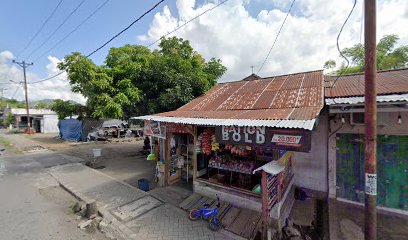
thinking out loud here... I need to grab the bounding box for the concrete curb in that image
[48,167,138,240]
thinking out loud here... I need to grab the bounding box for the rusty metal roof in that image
[325,68,408,98]
[134,70,324,129]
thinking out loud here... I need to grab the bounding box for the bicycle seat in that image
[203,203,210,207]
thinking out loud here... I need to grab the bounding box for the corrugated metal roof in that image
[134,70,324,129]
[326,93,408,105]
[325,68,408,98]
[131,115,316,130]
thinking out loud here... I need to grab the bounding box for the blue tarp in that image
[58,119,82,142]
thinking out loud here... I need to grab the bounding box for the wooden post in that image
[164,133,171,186]
[193,126,198,180]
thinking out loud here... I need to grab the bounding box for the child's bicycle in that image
[188,195,221,231]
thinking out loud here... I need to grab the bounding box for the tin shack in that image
[133,70,326,228]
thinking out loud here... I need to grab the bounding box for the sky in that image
[1,0,408,104]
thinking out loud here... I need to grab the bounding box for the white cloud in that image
[0,51,86,104]
[139,0,408,82]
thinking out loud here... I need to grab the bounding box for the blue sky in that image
[0,0,307,79]
[0,0,178,78]
[1,0,407,103]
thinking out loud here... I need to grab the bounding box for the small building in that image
[325,68,408,213]
[3,108,59,133]
[134,70,326,234]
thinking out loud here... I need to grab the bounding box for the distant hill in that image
[0,98,81,109]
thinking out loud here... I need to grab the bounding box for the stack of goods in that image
[196,134,202,153]
[267,174,278,209]
[201,128,215,155]
[169,142,177,176]
[209,155,255,173]
[211,134,220,151]
[224,144,251,157]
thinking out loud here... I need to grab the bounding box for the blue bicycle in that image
[188,195,221,231]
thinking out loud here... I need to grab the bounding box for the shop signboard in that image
[165,123,194,135]
[216,126,312,152]
[144,120,166,139]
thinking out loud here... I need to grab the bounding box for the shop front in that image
[144,120,197,187]
[133,70,325,234]
[193,125,312,226]
[143,118,313,226]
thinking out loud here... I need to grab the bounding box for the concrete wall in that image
[293,109,329,193]
[42,115,59,133]
[328,111,408,198]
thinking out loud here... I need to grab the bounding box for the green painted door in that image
[336,134,408,211]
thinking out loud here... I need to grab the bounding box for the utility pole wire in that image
[147,0,229,48]
[33,0,111,62]
[328,0,357,102]
[28,0,165,85]
[12,60,33,130]
[25,0,88,61]
[17,0,64,59]
[257,0,296,74]
[86,0,165,57]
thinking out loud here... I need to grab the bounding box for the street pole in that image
[12,60,33,131]
[364,0,377,239]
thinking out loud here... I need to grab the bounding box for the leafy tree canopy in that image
[324,34,408,74]
[51,99,86,120]
[58,37,227,119]
[34,102,50,109]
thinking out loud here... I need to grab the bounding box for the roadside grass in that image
[0,136,22,154]
[7,129,23,134]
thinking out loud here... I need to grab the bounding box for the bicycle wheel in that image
[209,217,221,231]
[188,209,200,221]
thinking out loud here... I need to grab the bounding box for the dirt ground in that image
[27,133,157,189]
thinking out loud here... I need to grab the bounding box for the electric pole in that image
[364,0,377,239]
[12,60,33,131]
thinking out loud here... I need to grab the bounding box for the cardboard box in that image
[209,174,225,184]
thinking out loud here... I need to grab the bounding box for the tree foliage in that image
[51,99,86,120]
[324,34,408,74]
[3,112,14,127]
[58,37,227,119]
[35,102,50,109]
[0,99,25,109]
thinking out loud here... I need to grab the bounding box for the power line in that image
[28,71,66,84]
[86,0,164,57]
[17,0,64,58]
[147,0,229,48]
[257,0,296,74]
[329,0,358,90]
[25,0,88,60]
[32,0,110,62]
[11,83,22,99]
[28,0,165,85]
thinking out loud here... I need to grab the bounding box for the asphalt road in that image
[0,147,107,240]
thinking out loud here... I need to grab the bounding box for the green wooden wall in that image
[336,134,407,211]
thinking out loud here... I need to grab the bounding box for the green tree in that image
[3,112,15,127]
[58,37,227,119]
[51,99,86,120]
[325,34,408,74]
[35,102,49,109]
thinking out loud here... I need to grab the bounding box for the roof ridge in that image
[324,67,408,78]
[219,69,323,84]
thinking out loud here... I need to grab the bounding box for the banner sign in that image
[215,126,312,152]
[144,120,166,139]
